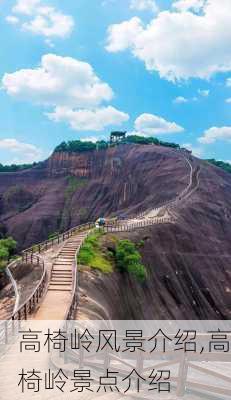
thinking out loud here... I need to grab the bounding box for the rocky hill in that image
[0,144,189,249]
[0,143,231,319]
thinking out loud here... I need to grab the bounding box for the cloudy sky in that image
[0,0,231,164]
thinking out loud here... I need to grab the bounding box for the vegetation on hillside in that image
[55,140,108,153]
[207,159,231,174]
[54,135,180,153]
[78,231,147,282]
[122,135,180,149]
[78,230,113,273]
[0,161,42,173]
[0,237,17,271]
[115,239,147,283]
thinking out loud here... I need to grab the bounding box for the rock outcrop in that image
[0,143,231,319]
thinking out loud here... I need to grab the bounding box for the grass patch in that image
[78,230,113,273]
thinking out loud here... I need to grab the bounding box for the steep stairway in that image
[31,231,89,320]
[48,239,85,292]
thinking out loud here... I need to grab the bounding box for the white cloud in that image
[173,0,206,12]
[6,15,19,24]
[13,0,41,15]
[106,17,143,52]
[106,0,231,81]
[47,106,129,131]
[173,96,188,104]
[226,78,231,87]
[130,0,158,13]
[2,54,114,109]
[226,98,231,103]
[198,89,209,97]
[2,54,129,133]
[198,126,231,144]
[182,142,203,157]
[134,113,184,135]
[8,0,74,40]
[22,8,74,38]
[173,90,209,104]
[0,138,44,164]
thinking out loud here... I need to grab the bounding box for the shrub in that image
[78,230,113,273]
[115,239,147,282]
[0,237,17,271]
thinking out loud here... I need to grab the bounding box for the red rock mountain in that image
[0,144,230,319]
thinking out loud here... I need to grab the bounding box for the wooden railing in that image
[104,216,174,232]
[52,329,231,398]
[12,254,46,321]
[65,230,92,321]
[22,222,95,259]
[2,222,94,321]
[0,253,45,348]
[0,222,95,350]
[6,253,46,322]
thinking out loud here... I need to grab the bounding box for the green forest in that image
[207,159,231,174]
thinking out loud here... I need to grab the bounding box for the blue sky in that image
[0,0,231,164]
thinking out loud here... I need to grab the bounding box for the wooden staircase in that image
[48,234,87,292]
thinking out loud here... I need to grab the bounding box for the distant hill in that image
[207,159,231,174]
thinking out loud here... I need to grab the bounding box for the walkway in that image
[31,231,88,320]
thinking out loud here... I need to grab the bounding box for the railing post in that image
[24,304,27,320]
[177,354,188,397]
[4,321,8,345]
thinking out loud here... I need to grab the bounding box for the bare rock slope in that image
[0,144,231,319]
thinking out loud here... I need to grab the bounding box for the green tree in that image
[115,239,147,282]
[207,159,231,174]
[0,237,17,270]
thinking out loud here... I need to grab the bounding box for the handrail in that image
[22,222,95,257]
[4,222,95,322]
[104,216,174,232]
[12,253,46,320]
[5,263,20,314]
[65,230,92,321]
[0,253,46,347]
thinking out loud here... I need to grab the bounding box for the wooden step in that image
[48,287,71,292]
[53,262,73,266]
[50,281,72,286]
[51,276,72,281]
[52,272,72,276]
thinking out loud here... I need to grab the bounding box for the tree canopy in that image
[54,135,181,153]
[115,239,147,282]
[0,237,17,271]
[0,162,42,173]
[207,159,231,174]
